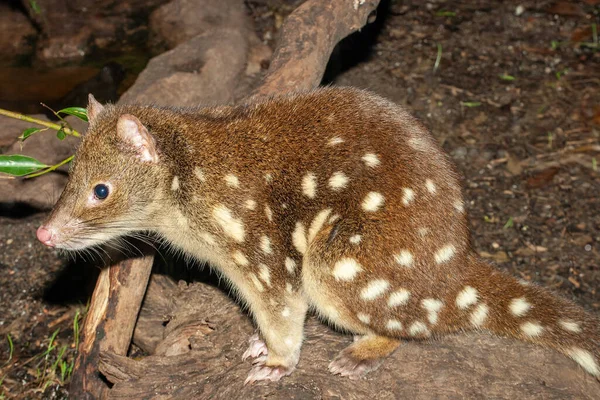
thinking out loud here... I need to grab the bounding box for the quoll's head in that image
[37,94,164,250]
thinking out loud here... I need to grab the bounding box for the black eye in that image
[94,184,109,200]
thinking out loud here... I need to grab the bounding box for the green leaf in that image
[503,217,514,229]
[436,10,456,17]
[19,127,42,141]
[29,0,40,14]
[56,128,66,140]
[499,74,515,81]
[0,155,48,177]
[461,101,482,108]
[57,107,88,122]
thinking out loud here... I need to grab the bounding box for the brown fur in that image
[39,87,600,383]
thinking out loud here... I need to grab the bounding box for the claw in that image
[242,333,268,361]
[244,363,295,385]
[328,353,384,380]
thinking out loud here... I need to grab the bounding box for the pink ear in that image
[116,114,159,163]
[87,94,105,125]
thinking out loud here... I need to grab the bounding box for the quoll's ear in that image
[117,114,159,163]
[87,94,105,125]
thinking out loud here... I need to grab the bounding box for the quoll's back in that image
[37,87,600,384]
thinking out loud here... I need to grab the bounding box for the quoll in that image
[36,87,600,384]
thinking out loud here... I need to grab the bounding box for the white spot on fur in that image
[249,273,264,292]
[362,192,384,212]
[422,299,444,324]
[328,172,349,190]
[175,210,188,227]
[418,227,429,237]
[245,199,256,210]
[470,303,489,327]
[567,347,600,376]
[199,232,216,245]
[425,179,437,194]
[332,258,363,281]
[264,205,273,222]
[362,153,380,168]
[194,167,205,181]
[328,214,340,224]
[402,188,415,205]
[282,307,291,318]
[357,313,371,324]
[361,279,390,301]
[292,222,307,254]
[454,200,464,213]
[328,136,344,146]
[408,137,430,152]
[409,321,429,336]
[509,297,532,317]
[308,208,332,243]
[212,205,245,242]
[394,250,414,267]
[302,172,317,198]
[456,286,478,309]
[286,282,293,293]
[387,320,403,330]
[435,244,456,264]
[258,263,271,286]
[388,289,411,307]
[559,319,582,333]
[521,322,543,337]
[349,234,362,244]
[264,173,273,183]
[171,176,180,191]
[285,257,296,274]
[224,174,239,188]
[232,251,249,266]
[260,236,272,255]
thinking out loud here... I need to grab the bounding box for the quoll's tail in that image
[456,254,600,377]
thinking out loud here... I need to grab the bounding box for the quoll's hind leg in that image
[329,335,402,379]
[241,288,309,384]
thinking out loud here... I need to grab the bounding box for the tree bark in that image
[69,256,154,399]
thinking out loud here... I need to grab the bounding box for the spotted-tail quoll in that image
[36,87,600,384]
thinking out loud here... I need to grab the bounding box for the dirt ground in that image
[0,0,599,398]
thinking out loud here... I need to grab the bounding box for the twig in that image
[0,108,81,137]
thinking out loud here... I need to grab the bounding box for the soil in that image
[1,0,599,398]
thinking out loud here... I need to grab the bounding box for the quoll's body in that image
[37,87,600,383]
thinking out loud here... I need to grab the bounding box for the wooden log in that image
[252,0,380,98]
[99,282,600,399]
[69,256,154,399]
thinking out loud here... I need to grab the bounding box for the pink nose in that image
[37,226,55,247]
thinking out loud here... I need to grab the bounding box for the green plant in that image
[0,107,86,178]
[433,43,442,72]
[461,101,482,108]
[499,74,515,81]
[2,335,13,367]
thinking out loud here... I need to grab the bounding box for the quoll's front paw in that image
[242,333,268,361]
[244,362,295,385]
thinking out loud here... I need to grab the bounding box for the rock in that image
[149,0,248,48]
[0,4,36,62]
[119,28,248,107]
[148,0,272,79]
[20,0,169,66]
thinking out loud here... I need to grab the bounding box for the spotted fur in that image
[38,88,600,384]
